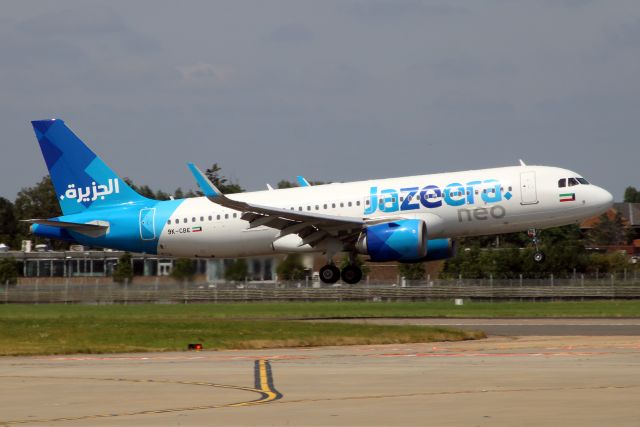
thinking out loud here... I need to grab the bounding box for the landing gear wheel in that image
[341,265,363,285]
[533,251,545,263]
[528,228,545,263]
[319,264,341,284]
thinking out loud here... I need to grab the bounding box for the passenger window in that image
[348,202,352,207]
[167,220,171,225]
[315,205,319,210]
[356,201,360,206]
[200,216,204,221]
[225,214,229,219]
[175,219,179,224]
[400,197,404,202]
[183,218,187,223]
[233,213,237,218]
[568,178,579,187]
[208,215,212,221]
[323,204,327,209]
[508,186,512,191]
[364,201,368,206]
[299,207,303,211]
[217,215,221,220]
[340,203,344,208]
[307,206,311,211]
[332,203,336,208]
[192,217,196,222]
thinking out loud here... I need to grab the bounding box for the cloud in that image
[346,1,468,21]
[177,63,235,83]
[608,19,640,48]
[15,6,160,54]
[268,23,313,44]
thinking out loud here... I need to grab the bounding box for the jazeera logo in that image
[59,179,120,203]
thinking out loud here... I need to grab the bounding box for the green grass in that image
[1,300,639,320]
[1,301,638,356]
[0,317,481,356]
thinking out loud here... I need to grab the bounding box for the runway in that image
[1,325,639,426]
[313,317,640,336]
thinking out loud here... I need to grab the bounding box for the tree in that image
[0,197,17,247]
[171,258,197,282]
[205,163,243,194]
[624,186,640,203]
[277,180,296,189]
[276,254,307,280]
[399,262,426,280]
[0,257,18,285]
[112,252,134,284]
[13,176,62,248]
[224,259,248,282]
[589,212,629,245]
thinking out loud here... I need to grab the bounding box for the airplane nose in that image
[596,187,614,209]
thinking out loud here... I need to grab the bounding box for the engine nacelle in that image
[356,219,427,262]
[400,238,456,263]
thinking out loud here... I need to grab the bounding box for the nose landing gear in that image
[528,228,545,263]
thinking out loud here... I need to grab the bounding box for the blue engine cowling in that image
[356,219,428,262]
[356,220,455,262]
[407,238,456,263]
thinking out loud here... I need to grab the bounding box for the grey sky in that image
[1,0,638,200]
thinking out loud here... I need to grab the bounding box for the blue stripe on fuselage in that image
[41,199,184,254]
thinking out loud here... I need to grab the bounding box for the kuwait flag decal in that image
[192,226,203,232]
[559,193,576,202]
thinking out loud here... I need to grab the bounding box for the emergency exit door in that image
[139,208,156,240]
[520,171,538,205]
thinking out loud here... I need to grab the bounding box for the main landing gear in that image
[528,228,545,263]
[319,263,363,285]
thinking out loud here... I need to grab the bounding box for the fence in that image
[2,275,640,304]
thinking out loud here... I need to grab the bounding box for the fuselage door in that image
[139,208,156,240]
[520,171,538,205]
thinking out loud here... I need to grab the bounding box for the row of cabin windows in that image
[168,212,238,225]
[166,186,516,225]
[558,177,589,188]
[166,185,516,225]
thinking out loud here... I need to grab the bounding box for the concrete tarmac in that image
[1,327,640,426]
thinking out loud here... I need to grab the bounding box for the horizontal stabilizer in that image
[23,219,109,237]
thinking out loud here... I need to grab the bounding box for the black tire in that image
[533,251,545,263]
[341,265,363,284]
[319,264,341,284]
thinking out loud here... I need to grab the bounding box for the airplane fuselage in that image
[52,165,612,258]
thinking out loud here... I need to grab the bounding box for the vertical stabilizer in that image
[31,119,147,215]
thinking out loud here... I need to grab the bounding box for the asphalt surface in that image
[1,321,639,426]
[312,317,640,336]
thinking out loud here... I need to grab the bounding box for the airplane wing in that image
[187,163,365,246]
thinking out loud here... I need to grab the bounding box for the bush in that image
[399,262,426,280]
[0,257,18,285]
[276,254,307,281]
[171,258,197,282]
[224,259,248,282]
[112,252,134,284]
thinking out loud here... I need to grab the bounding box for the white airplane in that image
[26,119,613,284]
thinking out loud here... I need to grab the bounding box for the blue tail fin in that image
[31,119,147,215]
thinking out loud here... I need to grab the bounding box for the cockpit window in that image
[558,178,566,188]
[568,177,579,187]
[577,178,589,185]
